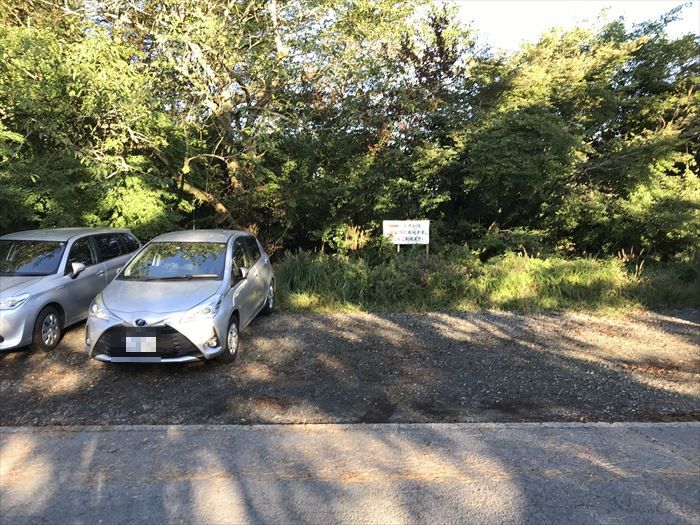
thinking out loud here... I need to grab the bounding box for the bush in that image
[275,248,699,312]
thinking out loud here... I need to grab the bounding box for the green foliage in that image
[0,11,186,235]
[82,172,186,240]
[458,107,579,226]
[631,260,700,307]
[276,250,700,312]
[0,0,697,271]
[467,226,549,260]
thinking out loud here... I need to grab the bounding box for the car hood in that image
[0,275,45,295]
[103,280,223,315]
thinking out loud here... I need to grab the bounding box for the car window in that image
[120,242,226,280]
[66,237,96,272]
[119,233,140,253]
[232,240,250,279]
[0,240,66,276]
[243,237,261,264]
[94,234,123,261]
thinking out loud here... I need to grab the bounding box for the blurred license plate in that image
[125,336,157,353]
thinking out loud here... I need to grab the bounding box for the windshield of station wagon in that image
[0,240,66,276]
[120,241,226,281]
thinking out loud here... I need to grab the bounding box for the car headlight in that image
[181,295,223,322]
[88,293,111,321]
[0,293,30,310]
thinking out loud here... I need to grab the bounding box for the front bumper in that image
[87,310,228,363]
[94,353,203,364]
[0,303,36,350]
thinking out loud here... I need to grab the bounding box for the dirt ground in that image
[0,310,698,425]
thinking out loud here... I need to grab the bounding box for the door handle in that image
[97,270,105,277]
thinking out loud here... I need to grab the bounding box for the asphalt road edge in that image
[2,421,699,433]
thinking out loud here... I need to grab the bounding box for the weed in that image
[275,250,699,312]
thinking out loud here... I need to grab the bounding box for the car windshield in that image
[120,241,226,281]
[0,240,66,276]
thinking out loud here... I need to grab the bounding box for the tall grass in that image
[275,250,699,312]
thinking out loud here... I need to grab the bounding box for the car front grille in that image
[93,325,199,357]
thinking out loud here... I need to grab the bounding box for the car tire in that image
[30,306,63,352]
[218,316,239,363]
[261,280,275,315]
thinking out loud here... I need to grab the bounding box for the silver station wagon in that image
[86,230,275,364]
[0,228,141,351]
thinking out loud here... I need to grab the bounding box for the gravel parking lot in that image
[1,310,698,426]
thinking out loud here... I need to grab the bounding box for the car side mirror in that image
[239,267,249,280]
[70,262,86,278]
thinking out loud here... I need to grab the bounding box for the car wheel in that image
[261,280,275,315]
[218,316,239,363]
[30,306,63,352]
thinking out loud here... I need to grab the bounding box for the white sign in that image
[382,220,430,245]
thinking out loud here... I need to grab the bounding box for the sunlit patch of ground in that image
[0,310,697,425]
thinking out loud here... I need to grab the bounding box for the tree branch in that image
[150,146,241,228]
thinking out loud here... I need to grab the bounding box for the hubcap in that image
[41,313,60,346]
[268,284,274,308]
[227,322,238,355]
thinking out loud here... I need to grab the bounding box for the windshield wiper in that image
[140,274,221,281]
[145,275,194,281]
[0,272,47,276]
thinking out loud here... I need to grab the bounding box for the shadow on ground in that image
[0,310,698,425]
[1,423,699,524]
[2,311,699,523]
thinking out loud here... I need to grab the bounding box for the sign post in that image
[382,220,430,256]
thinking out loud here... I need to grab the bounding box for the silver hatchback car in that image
[0,228,141,351]
[86,230,275,364]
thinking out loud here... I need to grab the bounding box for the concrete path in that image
[1,423,699,524]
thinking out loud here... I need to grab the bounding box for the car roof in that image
[0,227,131,242]
[151,229,251,243]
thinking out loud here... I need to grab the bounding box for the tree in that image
[0,0,697,260]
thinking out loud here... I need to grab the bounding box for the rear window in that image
[94,234,123,261]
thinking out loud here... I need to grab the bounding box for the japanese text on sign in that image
[382,220,430,245]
